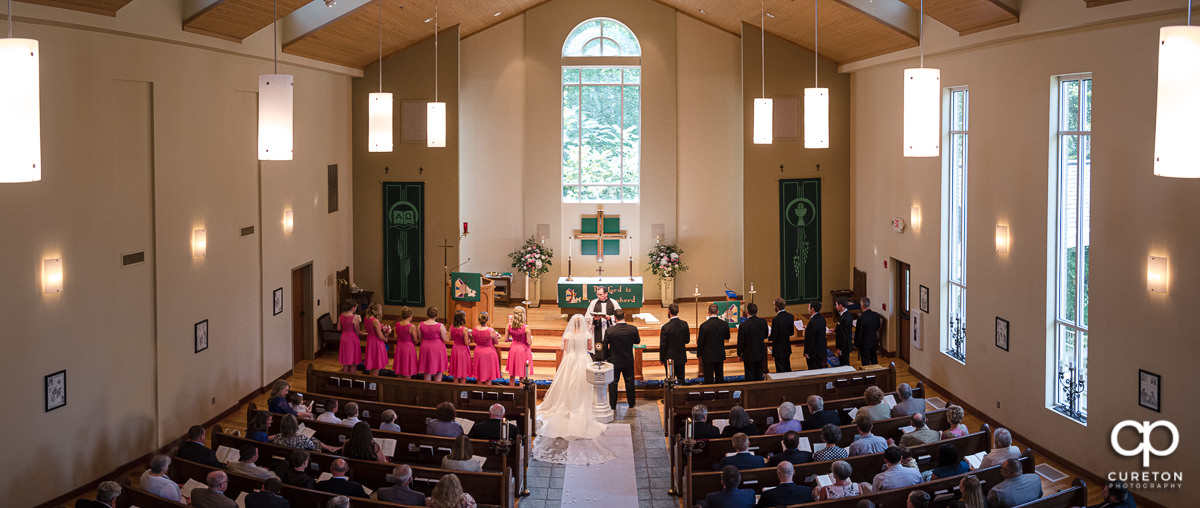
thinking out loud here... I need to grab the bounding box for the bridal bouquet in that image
[509,236,554,278]
[647,244,687,278]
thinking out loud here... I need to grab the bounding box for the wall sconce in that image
[283,209,294,233]
[1148,255,1169,293]
[43,258,62,294]
[193,228,207,257]
[910,205,922,232]
[995,224,1009,253]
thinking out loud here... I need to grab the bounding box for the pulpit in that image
[451,279,494,327]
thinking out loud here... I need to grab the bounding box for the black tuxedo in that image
[659,317,691,383]
[468,418,519,441]
[800,409,842,431]
[767,448,813,467]
[835,310,855,367]
[315,477,368,498]
[854,308,883,365]
[697,316,730,384]
[245,491,291,508]
[281,469,316,489]
[603,322,640,408]
[179,440,225,469]
[737,315,769,381]
[803,313,827,370]
[769,311,795,373]
[756,482,813,508]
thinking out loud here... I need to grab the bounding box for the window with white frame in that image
[1050,74,1091,424]
[943,87,969,363]
[561,18,641,203]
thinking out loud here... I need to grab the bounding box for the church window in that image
[943,87,968,363]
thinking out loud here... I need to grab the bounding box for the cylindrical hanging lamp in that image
[804,0,828,149]
[753,0,772,145]
[369,2,393,153]
[258,0,293,161]
[427,0,446,148]
[903,0,940,158]
[1154,24,1200,177]
[1,0,41,183]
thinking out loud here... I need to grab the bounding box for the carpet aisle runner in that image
[559,423,639,506]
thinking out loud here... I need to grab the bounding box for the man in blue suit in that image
[698,465,756,508]
[716,433,767,471]
[756,462,813,508]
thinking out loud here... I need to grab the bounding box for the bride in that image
[531,314,615,465]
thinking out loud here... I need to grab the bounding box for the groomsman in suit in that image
[803,301,827,370]
[834,298,855,368]
[604,309,640,409]
[854,297,882,366]
[736,302,769,381]
[697,303,730,384]
[585,286,621,359]
[659,303,690,384]
[769,298,795,373]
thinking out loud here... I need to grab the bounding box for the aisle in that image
[561,424,636,506]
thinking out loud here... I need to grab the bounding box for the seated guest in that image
[377,464,427,506]
[691,404,722,439]
[246,411,272,443]
[768,431,813,467]
[316,399,342,424]
[468,403,519,440]
[244,478,290,508]
[930,443,970,479]
[987,459,1042,508]
[139,455,181,502]
[814,461,864,500]
[942,405,969,439]
[341,402,362,427]
[801,395,842,431]
[443,434,485,472]
[717,433,767,470]
[288,392,309,415]
[227,444,279,481]
[191,471,237,508]
[898,413,940,448]
[872,447,922,492]
[907,490,931,508]
[721,406,761,437]
[427,473,477,508]
[848,416,888,457]
[75,481,121,508]
[272,414,338,452]
[858,386,891,422]
[958,475,987,508]
[1084,480,1135,508]
[280,450,316,489]
[698,465,755,508]
[267,380,311,419]
[756,462,812,508]
[891,383,926,417]
[897,447,920,470]
[380,409,402,433]
[813,424,849,461]
[764,401,802,434]
[340,421,387,462]
[179,425,225,469]
[316,459,368,498]
[979,428,1021,469]
[326,496,350,508]
[427,402,465,437]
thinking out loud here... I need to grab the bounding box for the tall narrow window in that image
[943,87,968,363]
[1051,74,1091,424]
[561,18,641,203]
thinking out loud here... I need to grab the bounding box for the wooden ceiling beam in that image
[834,0,920,42]
[281,0,372,47]
[17,0,132,17]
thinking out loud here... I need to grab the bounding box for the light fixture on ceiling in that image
[903,0,940,157]
[369,1,393,152]
[753,0,772,145]
[1153,1,1199,178]
[259,0,293,161]
[494,11,502,17]
[805,0,829,149]
[427,0,446,148]
[1,0,41,182]
[698,9,706,15]
[324,0,336,6]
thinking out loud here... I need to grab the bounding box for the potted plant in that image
[647,244,687,306]
[508,236,554,308]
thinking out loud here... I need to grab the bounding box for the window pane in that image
[580,86,621,185]
[952,91,965,131]
[602,18,641,56]
[622,86,641,185]
[620,185,639,202]
[576,186,600,201]
[624,68,641,84]
[563,86,580,185]
[581,38,603,56]
[1082,79,1092,132]
[1079,331,1089,415]
[563,185,579,202]
[562,68,580,84]
[563,20,601,56]
[1062,80,1080,131]
[1058,135,1079,322]
[1080,135,1091,327]
[580,67,622,84]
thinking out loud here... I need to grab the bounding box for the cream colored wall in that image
[0,3,354,506]
[850,4,1196,506]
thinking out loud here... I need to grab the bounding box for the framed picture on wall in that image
[995,317,1010,351]
[1139,369,1161,412]
[273,288,284,316]
[45,370,66,412]
[919,285,929,313]
[194,319,209,353]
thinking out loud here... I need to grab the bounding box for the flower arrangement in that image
[647,244,687,278]
[509,236,554,278]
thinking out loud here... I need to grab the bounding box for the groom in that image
[603,309,640,410]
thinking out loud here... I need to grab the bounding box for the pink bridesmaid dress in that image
[447,327,474,380]
[363,317,388,371]
[417,322,449,375]
[392,324,419,377]
[472,328,502,381]
[338,314,361,367]
[505,325,534,378]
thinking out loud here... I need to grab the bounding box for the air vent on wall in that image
[121,251,145,267]
[241,225,255,237]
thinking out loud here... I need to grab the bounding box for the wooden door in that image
[292,264,313,364]
[896,260,912,362]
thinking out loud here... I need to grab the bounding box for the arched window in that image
[561,18,641,202]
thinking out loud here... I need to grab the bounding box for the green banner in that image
[556,281,644,308]
[714,300,742,329]
[383,182,424,306]
[779,178,822,304]
[451,272,481,302]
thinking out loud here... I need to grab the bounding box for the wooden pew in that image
[211,426,515,508]
[1013,478,1088,508]
[274,395,529,438]
[115,480,190,508]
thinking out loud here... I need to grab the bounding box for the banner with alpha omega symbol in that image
[383,182,424,306]
[779,179,822,304]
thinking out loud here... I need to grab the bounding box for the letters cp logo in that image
[1111,420,1179,467]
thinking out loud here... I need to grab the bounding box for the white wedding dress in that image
[531,315,616,465]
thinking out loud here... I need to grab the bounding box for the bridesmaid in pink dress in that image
[363,303,389,376]
[417,306,452,382]
[471,312,502,386]
[335,299,363,374]
[447,310,474,384]
[503,306,534,385]
[392,307,419,378]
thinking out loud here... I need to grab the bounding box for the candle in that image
[501,419,508,440]
[463,222,468,235]
[686,417,694,440]
[666,359,674,380]
[525,361,530,379]
[750,283,754,292]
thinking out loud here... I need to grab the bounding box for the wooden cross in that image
[438,238,455,320]
[595,265,605,277]
[572,209,628,263]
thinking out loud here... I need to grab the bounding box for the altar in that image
[557,276,643,316]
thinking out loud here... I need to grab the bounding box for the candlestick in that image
[693,285,701,297]
[686,417,694,440]
[501,419,508,440]
[629,255,634,281]
[463,222,469,235]
[666,359,674,381]
[567,255,573,281]
[525,361,530,379]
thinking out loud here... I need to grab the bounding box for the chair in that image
[317,313,340,353]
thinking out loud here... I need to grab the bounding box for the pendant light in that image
[259,0,293,161]
[427,0,446,148]
[1,0,40,182]
[1154,0,1200,178]
[804,0,829,149]
[903,0,939,158]
[752,0,772,145]
[369,1,393,152]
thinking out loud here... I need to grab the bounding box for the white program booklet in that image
[455,417,476,434]
[794,320,806,331]
[812,442,829,453]
[796,437,814,454]
[884,395,898,408]
[899,425,916,434]
[846,407,859,420]
[814,473,836,488]
[965,451,987,469]
[711,419,730,434]
[215,445,240,464]
[373,437,398,457]
[181,478,206,498]
[235,491,249,508]
[297,424,317,438]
